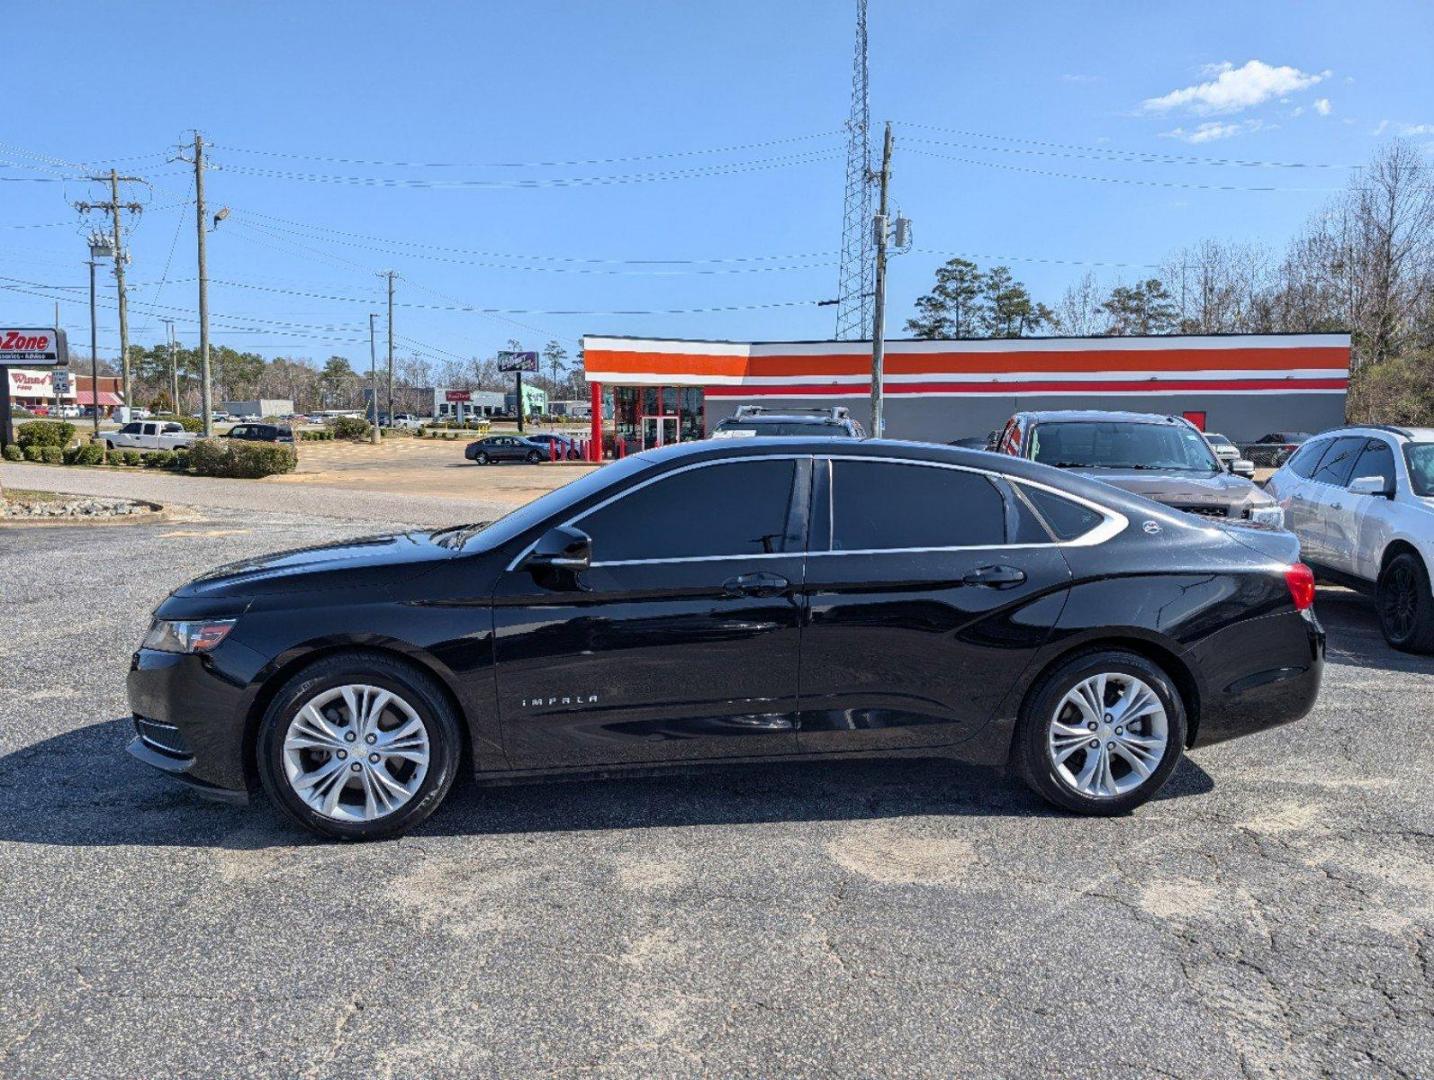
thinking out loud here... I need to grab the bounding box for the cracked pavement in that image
[1,499,1431,1078]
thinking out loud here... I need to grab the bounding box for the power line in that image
[211,130,841,168]
[904,147,1340,192]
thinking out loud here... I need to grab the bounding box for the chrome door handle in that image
[962,564,1027,589]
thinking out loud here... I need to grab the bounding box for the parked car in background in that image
[949,432,998,452]
[388,413,425,430]
[102,420,198,453]
[523,432,583,460]
[997,410,1285,527]
[1202,432,1255,479]
[464,434,546,464]
[223,423,295,445]
[711,405,865,439]
[1247,431,1315,468]
[125,437,1324,839]
[1265,425,1434,652]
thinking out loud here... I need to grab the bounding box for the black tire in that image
[1377,552,1434,654]
[526,450,541,463]
[256,652,462,841]
[475,451,489,465]
[1015,649,1187,816]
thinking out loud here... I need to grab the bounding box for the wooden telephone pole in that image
[75,171,143,417]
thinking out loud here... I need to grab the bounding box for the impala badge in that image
[521,695,599,708]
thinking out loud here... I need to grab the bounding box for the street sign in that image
[51,370,71,395]
[445,389,472,402]
[0,328,68,367]
[497,351,539,373]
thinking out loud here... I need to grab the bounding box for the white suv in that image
[1265,425,1434,652]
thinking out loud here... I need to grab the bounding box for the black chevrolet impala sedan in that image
[127,438,1324,839]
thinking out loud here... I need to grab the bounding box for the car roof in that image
[1016,409,1189,425]
[1327,425,1434,442]
[719,413,853,424]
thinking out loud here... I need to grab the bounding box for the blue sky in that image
[4,0,1432,371]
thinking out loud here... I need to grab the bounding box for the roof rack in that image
[732,404,850,421]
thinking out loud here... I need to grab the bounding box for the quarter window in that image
[830,460,1004,550]
[577,459,796,562]
[1019,485,1104,542]
[1286,438,1331,479]
[1309,437,1367,487]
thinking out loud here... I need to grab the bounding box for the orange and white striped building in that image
[581,333,1351,450]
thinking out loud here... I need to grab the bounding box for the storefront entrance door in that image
[641,415,679,450]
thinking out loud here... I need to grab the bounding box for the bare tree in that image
[1162,239,1274,334]
[1051,272,1106,335]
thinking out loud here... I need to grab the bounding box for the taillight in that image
[1284,563,1315,611]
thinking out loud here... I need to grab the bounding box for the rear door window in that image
[1309,437,1366,487]
[829,460,1005,550]
[1286,438,1331,479]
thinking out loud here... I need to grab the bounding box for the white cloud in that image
[1399,123,1434,136]
[1142,60,1330,115]
[1373,119,1391,135]
[1061,73,1102,84]
[1159,119,1264,144]
[1313,98,1332,116]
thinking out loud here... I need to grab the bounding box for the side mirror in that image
[1349,474,1394,499]
[524,524,592,569]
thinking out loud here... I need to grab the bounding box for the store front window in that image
[611,386,705,450]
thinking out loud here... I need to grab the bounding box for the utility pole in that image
[193,133,213,436]
[162,319,179,416]
[368,313,381,444]
[384,271,396,427]
[75,171,142,420]
[85,233,112,437]
[869,121,893,439]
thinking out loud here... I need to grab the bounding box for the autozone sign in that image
[0,328,68,366]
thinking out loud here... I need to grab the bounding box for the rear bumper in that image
[1188,608,1325,746]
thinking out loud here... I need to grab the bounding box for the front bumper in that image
[126,645,260,800]
[1188,608,1326,746]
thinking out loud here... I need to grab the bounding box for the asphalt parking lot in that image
[2,502,1431,1078]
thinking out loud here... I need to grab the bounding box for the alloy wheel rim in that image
[1382,566,1416,639]
[1047,673,1169,799]
[281,684,431,822]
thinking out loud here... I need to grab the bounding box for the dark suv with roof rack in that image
[711,405,865,439]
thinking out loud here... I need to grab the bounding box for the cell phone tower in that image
[833,0,873,341]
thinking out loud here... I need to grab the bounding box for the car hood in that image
[1066,468,1274,508]
[173,530,459,599]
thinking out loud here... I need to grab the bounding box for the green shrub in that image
[119,450,142,467]
[66,442,105,466]
[155,414,204,433]
[300,429,335,442]
[328,415,372,441]
[2,443,23,462]
[146,450,176,469]
[22,445,44,462]
[170,448,190,471]
[188,438,296,479]
[39,445,65,464]
[16,420,76,448]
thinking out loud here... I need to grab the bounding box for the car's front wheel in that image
[1378,552,1434,654]
[257,653,462,840]
[526,450,542,463]
[474,451,489,465]
[1015,650,1186,815]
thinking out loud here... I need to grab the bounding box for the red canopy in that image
[74,390,123,406]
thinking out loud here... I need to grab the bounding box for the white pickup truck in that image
[101,420,198,453]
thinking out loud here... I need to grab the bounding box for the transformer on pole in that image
[833,0,873,341]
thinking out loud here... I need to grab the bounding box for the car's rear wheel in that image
[1378,552,1434,654]
[1015,650,1186,815]
[257,653,461,840]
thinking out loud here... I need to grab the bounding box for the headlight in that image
[141,618,236,654]
[1248,506,1285,528]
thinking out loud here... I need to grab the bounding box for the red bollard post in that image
[549,437,557,463]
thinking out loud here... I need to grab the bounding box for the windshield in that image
[1405,443,1434,497]
[431,454,656,550]
[714,421,846,437]
[1030,421,1220,472]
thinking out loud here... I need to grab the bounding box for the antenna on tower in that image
[834,0,873,341]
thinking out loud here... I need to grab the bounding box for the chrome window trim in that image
[505,454,809,571]
[822,455,1128,552]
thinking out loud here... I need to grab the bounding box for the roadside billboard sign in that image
[445,389,472,402]
[497,351,539,373]
[0,328,68,367]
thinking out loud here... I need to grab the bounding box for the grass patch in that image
[2,488,69,502]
